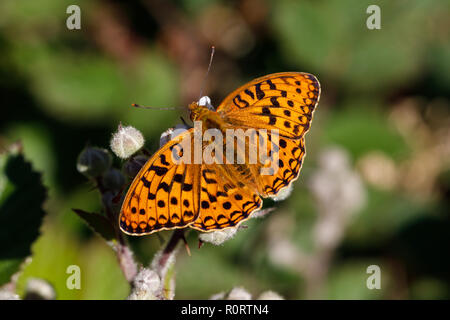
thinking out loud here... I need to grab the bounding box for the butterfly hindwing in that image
[190,164,262,232]
[119,129,201,235]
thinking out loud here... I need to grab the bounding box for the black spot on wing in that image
[141,177,150,188]
[201,200,210,209]
[157,182,170,192]
[266,79,276,90]
[184,210,194,218]
[202,169,217,184]
[159,154,170,166]
[149,165,168,176]
[269,116,277,125]
[222,202,232,210]
[216,191,228,197]
[233,94,250,109]
[255,83,265,100]
[244,88,254,99]
[270,96,280,107]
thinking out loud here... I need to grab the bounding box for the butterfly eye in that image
[198,96,214,110]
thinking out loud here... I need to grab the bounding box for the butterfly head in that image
[188,96,214,121]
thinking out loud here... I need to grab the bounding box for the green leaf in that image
[0,259,23,285]
[72,209,115,242]
[321,102,409,160]
[0,152,47,286]
[272,0,442,93]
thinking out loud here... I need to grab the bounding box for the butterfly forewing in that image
[253,136,306,197]
[213,72,319,199]
[216,72,320,139]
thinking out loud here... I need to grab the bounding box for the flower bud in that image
[257,290,284,300]
[227,287,252,300]
[159,127,174,148]
[127,268,162,300]
[250,207,275,219]
[110,124,144,159]
[269,183,293,202]
[0,289,20,300]
[160,124,190,147]
[102,168,125,193]
[24,278,56,300]
[77,147,112,178]
[122,155,149,179]
[209,292,226,300]
[199,227,238,246]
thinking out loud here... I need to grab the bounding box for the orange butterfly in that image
[119,72,320,235]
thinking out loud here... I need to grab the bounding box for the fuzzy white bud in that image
[127,268,162,300]
[160,124,190,147]
[209,292,226,300]
[227,287,252,300]
[77,147,112,178]
[250,207,276,219]
[110,124,144,159]
[24,278,56,300]
[199,227,238,245]
[0,289,20,300]
[257,290,284,300]
[269,183,294,202]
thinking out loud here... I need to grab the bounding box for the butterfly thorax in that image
[188,101,262,193]
[188,102,229,132]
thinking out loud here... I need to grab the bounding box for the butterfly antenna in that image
[131,103,183,111]
[198,46,215,100]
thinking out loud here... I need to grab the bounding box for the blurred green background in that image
[0,0,449,299]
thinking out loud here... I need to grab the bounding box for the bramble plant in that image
[0,143,48,299]
[73,124,281,300]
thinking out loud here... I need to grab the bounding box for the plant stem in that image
[158,229,187,270]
